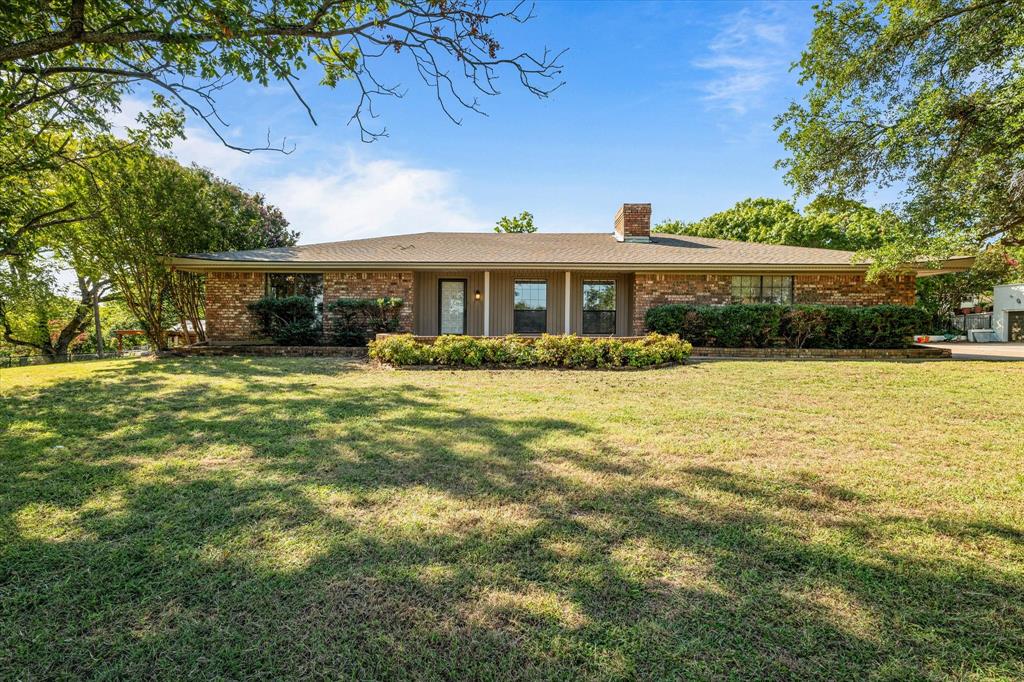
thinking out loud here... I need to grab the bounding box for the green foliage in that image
[0,1,561,151]
[494,211,537,233]
[654,197,899,252]
[326,297,404,346]
[61,145,294,348]
[247,296,322,346]
[645,304,929,349]
[365,334,430,366]
[369,333,692,368]
[430,335,490,367]
[776,0,1024,267]
[916,245,1024,327]
[0,1,559,262]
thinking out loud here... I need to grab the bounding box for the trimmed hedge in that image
[369,333,692,368]
[247,295,322,346]
[326,296,404,346]
[645,303,929,349]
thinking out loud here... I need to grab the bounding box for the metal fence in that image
[952,312,993,333]
[0,349,152,369]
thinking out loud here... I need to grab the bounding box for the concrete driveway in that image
[921,342,1024,361]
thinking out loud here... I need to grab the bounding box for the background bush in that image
[247,296,322,345]
[645,303,929,349]
[369,333,692,368]
[327,297,404,346]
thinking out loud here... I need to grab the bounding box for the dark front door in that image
[438,279,467,335]
[1009,311,1024,342]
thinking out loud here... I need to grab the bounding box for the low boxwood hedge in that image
[369,333,692,368]
[644,303,929,349]
[247,295,322,346]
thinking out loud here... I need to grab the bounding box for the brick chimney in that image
[614,203,651,243]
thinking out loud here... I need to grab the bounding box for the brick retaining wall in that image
[690,346,949,359]
[163,345,368,358]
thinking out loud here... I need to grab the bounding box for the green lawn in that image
[2,357,1023,680]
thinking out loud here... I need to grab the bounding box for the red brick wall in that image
[614,203,652,242]
[323,271,415,335]
[205,272,266,343]
[794,274,916,306]
[632,274,732,334]
[633,272,917,334]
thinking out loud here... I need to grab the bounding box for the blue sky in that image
[139,0,817,244]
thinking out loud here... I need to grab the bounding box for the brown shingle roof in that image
[172,231,888,272]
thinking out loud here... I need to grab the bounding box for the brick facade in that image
[632,272,917,334]
[204,270,415,344]
[614,203,652,242]
[206,269,917,342]
[323,271,415,335]
[793,274,916,307]
[632,274,732,334]
[205,272,266,343]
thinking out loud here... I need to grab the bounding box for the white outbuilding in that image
[992,283,1024,342]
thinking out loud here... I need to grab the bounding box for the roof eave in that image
[169,257,874,273]
[913,255,976,277]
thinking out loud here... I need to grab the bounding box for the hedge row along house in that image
[171,204,973,344]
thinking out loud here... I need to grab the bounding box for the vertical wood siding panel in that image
[414,271,484,335]
[414,271,435,335]
[417,270,635,337]
[491,271,513,335]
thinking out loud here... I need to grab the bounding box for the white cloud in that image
[106,97,482,244]
[696,6,791,114]
[170,125,270,179]
[257,152,482,244]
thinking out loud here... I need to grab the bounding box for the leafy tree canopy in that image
[494,210,536,233]
[58,144,298,348]
[0,0,562,260]
[654,197,900,252]
[776,0,1024,268]
[0,0,563,146]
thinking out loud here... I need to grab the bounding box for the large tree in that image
[776,0,1024,269]
[654,197,899,252]
[0,0,563,260]
[63,146,296,348]
[0,258,113,359]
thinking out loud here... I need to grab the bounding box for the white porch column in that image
[483,271,490,336]
[564,271,572,335]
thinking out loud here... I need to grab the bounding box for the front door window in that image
[439,279,466,334]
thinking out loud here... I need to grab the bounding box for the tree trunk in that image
[93,293,104,355]
[169,270,206,343]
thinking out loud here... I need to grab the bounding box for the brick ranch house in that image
[171,203,972,344]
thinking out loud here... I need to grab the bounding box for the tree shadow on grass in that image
[1,358,1021,679]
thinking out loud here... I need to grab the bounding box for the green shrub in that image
[430,335,487,367]
[367,333,691,368]
[247,296,322,345]
[645,303,928,349]
[327,297,404,346]
[367,334,428,365]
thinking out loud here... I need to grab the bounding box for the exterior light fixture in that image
[474,290,482,301]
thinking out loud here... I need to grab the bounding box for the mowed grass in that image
[1,357,1023,680]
